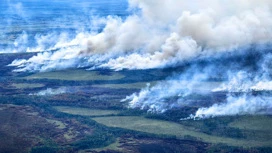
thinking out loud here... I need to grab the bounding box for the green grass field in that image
[11,83,45,89]
[24,69,124,81]
[229,115,272,131]
[92,116,272,147]
[92,82,157,89]
[54,106,120,116]
[228,115,272,142]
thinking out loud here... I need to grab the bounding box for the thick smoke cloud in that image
[9,0,272,72]
[5,0,272,118]
[194,94,272,118]
[122,0,272,118]
[125,50,272,118]
[123,65,217,112]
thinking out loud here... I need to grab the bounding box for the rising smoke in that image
[5,0,272,118]
[30,87,68,96]
[8,0,272,71]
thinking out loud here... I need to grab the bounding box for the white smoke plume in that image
[123,65,218,112]
[126,51,272,119]
[30,87,67,96]
[5,0,272,118]
[8,0,272,72]
[194,94,272,119]
[126,68,272,119]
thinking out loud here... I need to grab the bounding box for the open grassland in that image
[11,83,45,89]
[92,81,221,91]
[24,69,124,81]
[228,115,272,142]
[229,115,272,131]
[54,106,120,116]
[92,81,157,89]
[92,116,272,147]
[2,83,45,90]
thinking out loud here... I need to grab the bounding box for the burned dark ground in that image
[0,53,271,153]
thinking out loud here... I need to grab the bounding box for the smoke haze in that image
[2,0,272,118]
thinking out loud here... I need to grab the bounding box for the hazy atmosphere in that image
[0,0,271,152]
